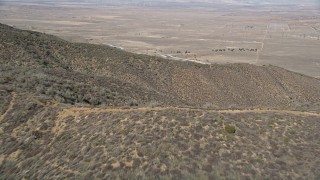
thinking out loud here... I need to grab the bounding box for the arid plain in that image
[1,2,320,78]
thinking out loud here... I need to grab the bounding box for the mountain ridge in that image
[1,23,320,108]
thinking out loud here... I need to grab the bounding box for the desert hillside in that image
[0,23,320,179]
[0,92,319,179]
[1,23,320,108]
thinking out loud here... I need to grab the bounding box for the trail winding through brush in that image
[57,106,320,119]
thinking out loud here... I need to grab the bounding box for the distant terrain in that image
[1,1,319,77]
[2,0,320,6]
[0,24,320,179]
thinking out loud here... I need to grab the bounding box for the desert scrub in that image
[224,125,236,134]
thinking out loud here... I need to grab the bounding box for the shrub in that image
[224,125,236,134]
[128,101,138,107]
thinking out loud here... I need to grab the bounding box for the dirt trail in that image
[256,24,269,64]
[0,92,16,122]
[217,109,320,117]
[58,106,320,118]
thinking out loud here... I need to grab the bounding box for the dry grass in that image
[0,96,319,179]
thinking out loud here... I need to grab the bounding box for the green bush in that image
[224,125,236,134]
